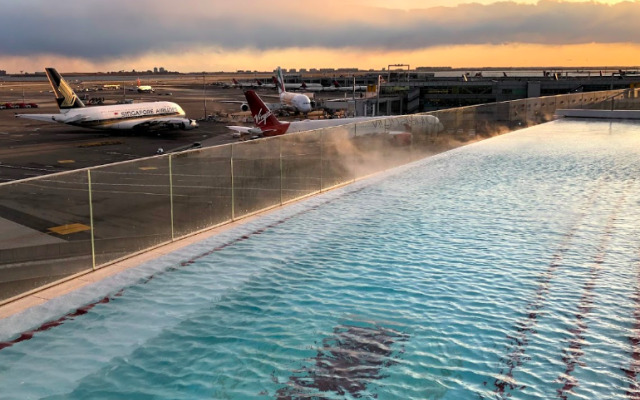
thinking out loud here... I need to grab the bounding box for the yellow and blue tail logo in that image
[45,68,85,109]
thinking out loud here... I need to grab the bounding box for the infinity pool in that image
[1,119,639,399]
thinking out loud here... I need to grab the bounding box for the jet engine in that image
[240,103,249,112]
[182,119,199,130]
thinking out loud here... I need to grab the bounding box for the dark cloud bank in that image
[1,0,637,59]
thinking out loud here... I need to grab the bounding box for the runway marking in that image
[77,140,123,148]
[57,159,75,164]
[139,166,157,171]
[48,223,91,235]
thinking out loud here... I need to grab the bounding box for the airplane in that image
[332,80,367,92]
[279,81,323,91]
[226,69,316,114]
[273,66,316,114]
[297,81,337,92]
[16,68,198,131]
[230,78,258,88]
[227,90,386,139]
[136,78,154,93]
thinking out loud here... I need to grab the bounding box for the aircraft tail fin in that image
[244,90,282,129]
[45,68,85,109]
[275,66,286,94]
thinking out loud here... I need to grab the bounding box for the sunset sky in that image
[0,0,638,73]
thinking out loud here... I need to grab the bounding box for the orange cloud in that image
[2,42,637,74]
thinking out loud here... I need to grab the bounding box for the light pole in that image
[203,72,207,120]
[387,64,410,84]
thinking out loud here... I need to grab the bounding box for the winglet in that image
[45,68,85,109]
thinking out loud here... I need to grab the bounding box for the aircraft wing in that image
[15,113,62,122]
[15,113,91,124]
[127,117,197,131]
[265,102,283,110]
[219,99,284,113]
[227,125,262,138]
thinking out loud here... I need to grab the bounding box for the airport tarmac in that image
[0,77,258,183]
[0,74,360,183]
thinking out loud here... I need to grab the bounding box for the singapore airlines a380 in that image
[16,68,198,132]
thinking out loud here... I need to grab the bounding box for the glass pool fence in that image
[0,88,638,303]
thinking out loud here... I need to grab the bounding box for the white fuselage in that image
[19,101,197,130]
[286,116,384,133]
[335,85,367,92]
[280,92,312,113]
[285,114,443,135]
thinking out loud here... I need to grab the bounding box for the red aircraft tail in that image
[243,90,289,136]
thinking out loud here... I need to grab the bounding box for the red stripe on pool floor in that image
[623,250,640,399]
[0,187,365,352]
[492,185,602,398]
[555,185,628,400]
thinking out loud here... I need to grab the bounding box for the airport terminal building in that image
[301,69,640,115]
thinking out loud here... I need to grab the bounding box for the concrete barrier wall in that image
[1,89,638,304]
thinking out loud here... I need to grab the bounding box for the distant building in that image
[417,66,452,71]
[154,67,158,73]
[0,70,6,76]
[159,67,166,73]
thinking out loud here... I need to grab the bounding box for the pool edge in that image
[0,200,299,321]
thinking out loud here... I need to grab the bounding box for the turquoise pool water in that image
[1,119,639,399]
